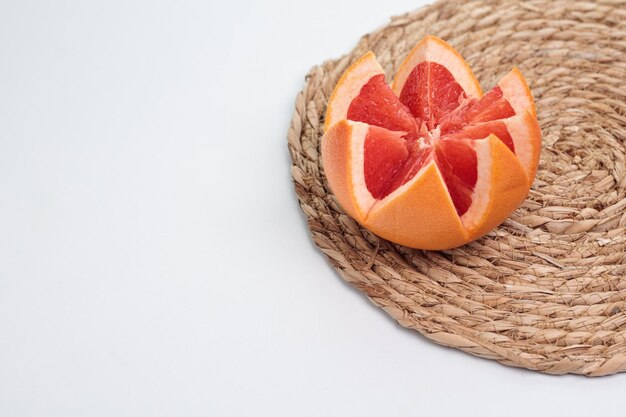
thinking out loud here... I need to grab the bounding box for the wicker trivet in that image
[288,0,626,376]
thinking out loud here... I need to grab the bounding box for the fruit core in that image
[347,62,516,216]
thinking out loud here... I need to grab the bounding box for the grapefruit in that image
[322,36,541,250]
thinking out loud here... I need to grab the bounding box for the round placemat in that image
[287,0,626,376]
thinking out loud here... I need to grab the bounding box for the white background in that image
[0,0,624,415]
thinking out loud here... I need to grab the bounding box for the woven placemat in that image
[288,0,626,376]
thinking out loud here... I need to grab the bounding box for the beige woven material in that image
[287,0,626,376]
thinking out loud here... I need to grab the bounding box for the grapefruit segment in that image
[364,126,409,198]
[498,67,536,117]
[444,121,515,153]
[324,52,385,132]
[434,139,478,216]
[321,37,541,250]
[464,135,529,239]
[398,61,467,129]
[383,140,431,198]
[347,74,417,133]
[392,36,482,101]
[438,85,516,135]
[503,111,542,184]
[321,120,377,221]
[461,86,516,124]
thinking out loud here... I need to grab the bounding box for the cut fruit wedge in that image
[322,36,542,250]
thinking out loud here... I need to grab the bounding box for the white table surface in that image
[1,0,624,415]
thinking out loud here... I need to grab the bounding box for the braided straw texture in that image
[288,0,626,376]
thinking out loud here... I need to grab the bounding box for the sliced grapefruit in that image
[322,36,541,250]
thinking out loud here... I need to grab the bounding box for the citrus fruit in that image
[322,36,541,250]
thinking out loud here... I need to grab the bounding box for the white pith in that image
[504,113,535,176]
[459,138,492,231]
[349,122,379,214]
[498,69,533,116]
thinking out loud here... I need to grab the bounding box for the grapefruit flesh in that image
[347,74,417,133]
[346,63,518,216]
[363,126,409,199]
[321,36,541,250]
[399,62,466,129]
